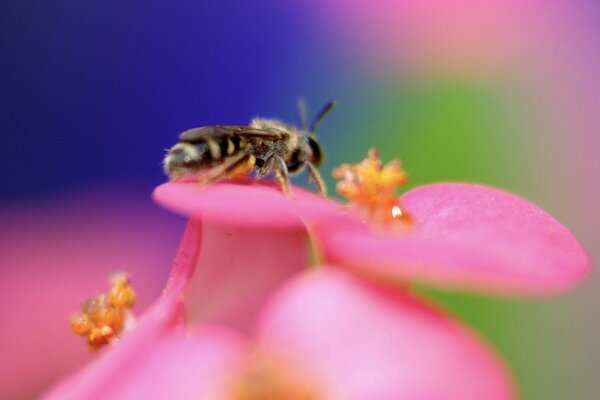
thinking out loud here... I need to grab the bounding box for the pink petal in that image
[153,180,341,229]
[0,189,182,400]
[183,220,311,334]
[111,326,245,400]
[147,210,312,335]
[257,269,515,400]
[152,181,339,332]
[321,183,590,295]
[45,325,245,400]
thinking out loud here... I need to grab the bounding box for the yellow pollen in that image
[108,273,136,308]
[333,148,413,227]
[228,351,322,400]
[229,155,257,178]
[70,272,136,351]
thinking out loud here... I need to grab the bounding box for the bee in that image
[163,100,335,196]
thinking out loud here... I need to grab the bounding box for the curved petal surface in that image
[45,324,244,400]
[184,221,311,334]
[257,268,515,400]
[112,326,245,400]
[153,180,342,229]
[321,183,590,295]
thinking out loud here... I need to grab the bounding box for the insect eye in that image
[307,136,323,167]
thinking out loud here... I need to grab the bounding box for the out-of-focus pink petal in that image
[322,183,590,295]
[42,297,184,400]
[183,221,311,334]
[42,218,203,400]
[153,180,341,229]
[112,326,245,400]
[0,188,183,400]
[257,268,515,400]
[46,325,244,400]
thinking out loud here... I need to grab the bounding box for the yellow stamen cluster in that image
[333,148,412,227]
[70,273,136,350]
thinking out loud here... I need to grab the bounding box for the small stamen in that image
[70,272,136,351]
[333,148,413,228]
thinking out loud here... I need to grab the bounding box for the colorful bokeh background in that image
[1,1,598,398]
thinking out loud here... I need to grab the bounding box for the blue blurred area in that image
[0,1,336,200]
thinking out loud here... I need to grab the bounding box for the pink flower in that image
[42,152,589,398]
[153,178,589,296]
[44,219,515,399]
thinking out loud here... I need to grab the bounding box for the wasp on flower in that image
[53,95,592,400]
[163,101,336,196]
[53,142,590,399]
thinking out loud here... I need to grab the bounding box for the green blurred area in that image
[419,284,595,400]
[321,76,529,197]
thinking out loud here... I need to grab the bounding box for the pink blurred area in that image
[311,0,588,75]
[0,186,184,400]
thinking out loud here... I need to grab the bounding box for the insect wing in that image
[179,125,288,143]
[179,126,241,142]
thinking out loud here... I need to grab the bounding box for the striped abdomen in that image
[164,126,245,177]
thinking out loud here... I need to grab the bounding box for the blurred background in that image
[1,1,598,398]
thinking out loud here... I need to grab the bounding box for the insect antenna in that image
[309,100,336,134]
[297,98,309,131]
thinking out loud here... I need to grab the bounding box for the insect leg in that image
[254,155,292,196]
[306,162,327,196]
[229,154,257,178]
[198,153,251,186]
[273,155,292,197]
[255,156,276,179]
